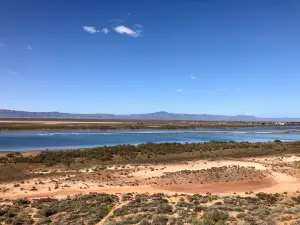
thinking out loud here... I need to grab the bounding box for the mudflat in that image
[0,119,295,131]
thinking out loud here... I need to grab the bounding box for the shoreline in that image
[1,128,300,134]
[1,120,300,131]
[1,127,300,152]
[1,140,300,154]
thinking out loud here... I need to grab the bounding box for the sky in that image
[0,0,300,117]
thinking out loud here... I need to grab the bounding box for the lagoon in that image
[1,126,300,151]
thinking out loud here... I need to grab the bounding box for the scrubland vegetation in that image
[1,141,300,224]
[160,165,267,184]
[0,119,293,131]
[0,141,299,184]
[1,141,300,168]
[1,192,300,225]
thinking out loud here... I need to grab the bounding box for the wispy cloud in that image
[9,71,18,75]
[109,18,124,24]
[0,42,4,47]
[176,89,183,92]
[83,26,99,34]
[234,88,242,91]
[24,44,32,50]
[113,25,141,37]
[134,24,142,28]
[215,88,227,92]
[101,28,110,34]
[190,76,197,80]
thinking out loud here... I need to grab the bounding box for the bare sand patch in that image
[155,177,276,194]
[145,165,273,194]
[130,159,268,179]
[1,156,300,199]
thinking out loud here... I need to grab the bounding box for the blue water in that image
[1,126,300,151]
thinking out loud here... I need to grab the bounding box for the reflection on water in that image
[0,126,300,151]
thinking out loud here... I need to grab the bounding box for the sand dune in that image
[1,156,300,199]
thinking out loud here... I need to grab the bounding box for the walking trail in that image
[96,201,129,225]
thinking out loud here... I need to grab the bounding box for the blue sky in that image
[1,0,300,117]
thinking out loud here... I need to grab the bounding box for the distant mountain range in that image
[0,109,299,122]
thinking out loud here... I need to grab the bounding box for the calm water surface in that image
[1,126,300,151]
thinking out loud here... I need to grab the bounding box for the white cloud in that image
[101,28,110,34]
[134,24,142,28]
[190,76,197,80]
[176,89,183,92]
[9,71,18,75]
[83,26,99,34]
[113,25,141,37]
[24,44,32,50]
[234,88,242,91]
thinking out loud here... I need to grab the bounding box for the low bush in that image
[2,141,300,166]
[152,215,168,225]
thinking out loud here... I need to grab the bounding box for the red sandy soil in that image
[1,156,300,199]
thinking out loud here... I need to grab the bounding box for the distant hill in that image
[0,109,299,122]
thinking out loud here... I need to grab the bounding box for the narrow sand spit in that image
[0,120,125,125]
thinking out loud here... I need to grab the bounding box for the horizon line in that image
[1,109,300,119]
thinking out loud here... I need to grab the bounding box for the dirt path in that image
[96,201,129,225]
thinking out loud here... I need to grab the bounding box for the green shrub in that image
[281,215,292,221]
[5,141,299,166]
[193,209,229,225]
[236,212,247,219]
[139,219,151,225]
[291,220,300,225]
[36,217,52,225]
[156,204,173,214]
[202,209,229,221]
[152,215,168,225]
[14,198,30,205]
